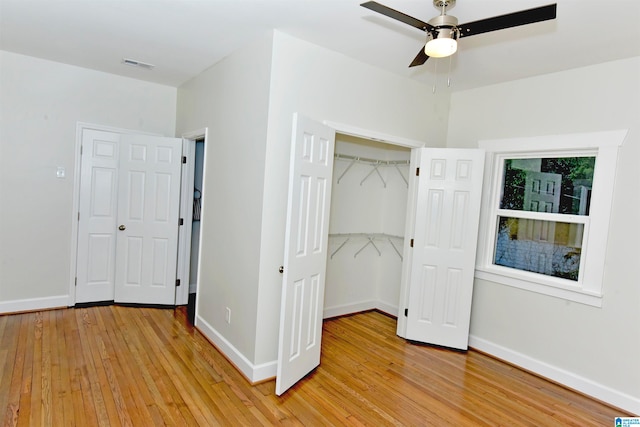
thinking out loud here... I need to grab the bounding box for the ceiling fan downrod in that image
[433,0,455,14]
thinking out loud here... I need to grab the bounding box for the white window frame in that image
[476,130,627,307]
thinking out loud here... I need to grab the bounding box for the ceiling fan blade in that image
[458,3,557,39]
[361,1,433,32]
[409,47,429,68]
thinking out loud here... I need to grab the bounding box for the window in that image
[476,130,626,307]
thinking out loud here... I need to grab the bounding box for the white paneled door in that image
[114,134,182,305]
[276,114,335,395]
[76,131,182,305]
[76,130,121,303]
[405,148,485,350]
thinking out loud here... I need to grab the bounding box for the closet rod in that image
[329,233,404,239]
[334,153,410,166]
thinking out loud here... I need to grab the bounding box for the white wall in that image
[175,31,446,378]
[175,32,273,369]
[325,135,410,317]
[446,57,640,413]
[0,51,177,311]
[253,31,447,367]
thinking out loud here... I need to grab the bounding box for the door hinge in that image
[179,218,184,226]
[75,277,77,287]
[182,156,187,164]
[78,212,80,221]
[404,308,408,317]
[80,144,83,156]
[175,279,181,287]
[415,167,420,176]
[410,238,414,248]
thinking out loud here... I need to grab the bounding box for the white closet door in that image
[114,134,182,305]
[76,130,120,303]
[276,114,335,395]
[405,148,484,350]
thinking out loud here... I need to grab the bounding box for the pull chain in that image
[447,54,452,88]
[432,58,438,94]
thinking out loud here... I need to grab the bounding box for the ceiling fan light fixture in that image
[425,29,458,58]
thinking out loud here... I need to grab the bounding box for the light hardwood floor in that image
[0,305,629,426]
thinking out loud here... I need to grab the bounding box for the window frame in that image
[476,130,626,307]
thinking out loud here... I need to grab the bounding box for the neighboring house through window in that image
[475,130,627,307]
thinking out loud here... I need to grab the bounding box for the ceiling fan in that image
[361,0,557,67]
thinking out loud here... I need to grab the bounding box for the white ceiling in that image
[1,0,639,91]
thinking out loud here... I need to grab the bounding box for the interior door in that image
[404,148,485,350]
[76,130,121,303]
[275,114,335,395]
[113,134,183,305]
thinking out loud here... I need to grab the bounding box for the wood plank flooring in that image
[0,306,629,426]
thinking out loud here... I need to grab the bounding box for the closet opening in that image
[187,138,205,324]
[324,133,411,321]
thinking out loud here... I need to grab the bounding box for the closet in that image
[325,134,411,318]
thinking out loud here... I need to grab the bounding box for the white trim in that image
[323,300,399,319]
[195,314,277,383]
[476,130,627,305]
[0,295,69,314]
[475,269,603,307]
[469,335,640,415]
[324,120,427,149]
[375,301,399,318]
[323,300,377,319]
[478,129,627,152]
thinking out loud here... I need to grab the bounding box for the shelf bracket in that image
[388,238,403,261]
[360,163,386,188]
[330,237,350,259]
[394,164,408,188]
[354,236,381,258]
[336,158,357,184]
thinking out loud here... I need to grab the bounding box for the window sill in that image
[474,267,603,307]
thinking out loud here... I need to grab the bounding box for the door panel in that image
[276,114,335,395]
[114,134,182,305]
[76,130,120,303]
[405,148,484,350]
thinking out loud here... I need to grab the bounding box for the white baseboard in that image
[469,335,640,415]
[323,300,399,319]
[0,295,69,314]
[375,301,399,317]
[323,300,377,319]
[195,314,276,383]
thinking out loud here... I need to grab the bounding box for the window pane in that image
[500,157,595,215]
[494,217,584,281]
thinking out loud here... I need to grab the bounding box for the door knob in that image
[118,225,126,231]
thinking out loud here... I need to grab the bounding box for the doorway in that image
[186,138,204,324]
[324,133,411,319]
[70,123,206,308]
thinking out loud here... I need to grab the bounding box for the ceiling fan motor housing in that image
[427,14,459,40]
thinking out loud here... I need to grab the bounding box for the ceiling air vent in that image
[121,58,155,70]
